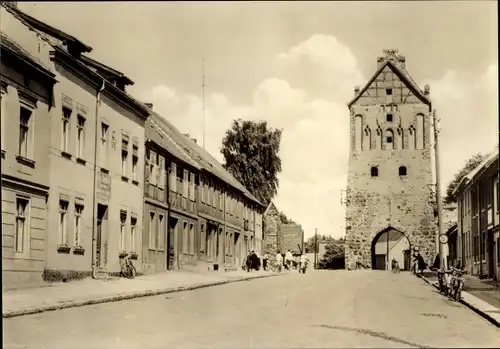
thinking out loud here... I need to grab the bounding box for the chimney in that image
[144,103,153,110]
[354,86,360,95]
[396,55,406,69]
[424,84,430,96]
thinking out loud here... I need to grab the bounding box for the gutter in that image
[91,77,106,279]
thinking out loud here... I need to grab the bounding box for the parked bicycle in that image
[120,253,137,279]
[449,267,467,302]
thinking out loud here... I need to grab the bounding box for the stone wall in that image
[345,53,437,270]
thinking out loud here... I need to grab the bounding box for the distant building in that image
[263,202,303,255]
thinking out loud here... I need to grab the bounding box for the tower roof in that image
[348,49,431,108]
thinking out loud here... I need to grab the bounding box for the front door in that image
[374,254,386,270]
[96,204,108,269]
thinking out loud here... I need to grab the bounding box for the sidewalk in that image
[418,271,500,327]
[3,267,282,319]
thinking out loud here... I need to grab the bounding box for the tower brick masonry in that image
[344,49,436,270]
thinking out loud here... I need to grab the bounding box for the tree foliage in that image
[279,211,295,224]
[444,153,485,205]
[304,235,343,253]
[318,239,345,270]
[221,119,283,206]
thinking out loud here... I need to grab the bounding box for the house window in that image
[386,113,393,122]
[74,204,83,246]
[61,107,71,152]
[15,198,29,253]
[120,211,127,252]
[1,88,6,151]
[158,214,165,250]
[59,200,69,245]
[371,166,378,177]
[399,166,407,176]
[121,139,128,178]
[149,153,157,186]
[170,163,177,192]
[386,88,392,95]
[182,221,188,254]
[189,223,195,255]
[158,156,166,190]
[183,170,189,198]
[213,185,217,208]
[76,115,85,158]
[132,145,138,181]
[19,106,32,158]
[189,173,195,201]
[100,123,109,168]
[130,217,137,252]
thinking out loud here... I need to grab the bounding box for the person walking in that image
[285,249,293,270]
[275,251,283,272]
[299,254,309,274]
[263,252,269,271]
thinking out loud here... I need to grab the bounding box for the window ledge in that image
[100,167,109,174]
[118,251,128,258]
[130,252,138,260]
[16,155,35,168]
[121,175,129,182]
[61,151,72,159]
[158,248,165,252]
[76,157,86,165]
[148,247,157,252]
[57,244,71,253]
[132,179,139,186]
[73,246,85,255]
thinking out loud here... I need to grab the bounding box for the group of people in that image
[411,247,428,275]
[243,249,310,274]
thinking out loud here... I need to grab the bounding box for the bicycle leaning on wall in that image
[120,253,137,279]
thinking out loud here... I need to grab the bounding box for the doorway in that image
[371,227,410,271]
[96,204,108,269]
[167,217,178,270]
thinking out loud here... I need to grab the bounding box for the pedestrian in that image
[411,248,419,274]
[285,249,293,270]
[275,251,283,272]
[299,254,309,274]
[246,251,253,272]
[250,250,261,271]
[263,252,269,271]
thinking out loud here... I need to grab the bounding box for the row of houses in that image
[0,3,265,290]
[448,148,499,281]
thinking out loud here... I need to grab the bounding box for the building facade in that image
[1,32,57,290]
[455,149,499,281]
[344,49,436,270]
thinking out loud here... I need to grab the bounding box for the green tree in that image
[279,211,295,224]
[318,239,345,270]
[304,234,334,253]
[444,153,485,204]
[221,119,283,206]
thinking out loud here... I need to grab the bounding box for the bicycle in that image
[120,253,137,279]
[449,267,467,302]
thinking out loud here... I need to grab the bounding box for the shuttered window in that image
[170,162,177,192]
[183,169,189,198]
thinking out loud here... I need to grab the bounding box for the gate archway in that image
[371,227,411,271]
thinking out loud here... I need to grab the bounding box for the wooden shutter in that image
[158,156,165,189]
[150,150,157,185]
[190,173,195,201]
[183,169,188,198]
[145,149,150,182]
[170,162,177,192]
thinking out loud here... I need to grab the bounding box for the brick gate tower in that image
[344,49,436,270]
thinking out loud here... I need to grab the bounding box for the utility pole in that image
[201,58,206,150]
[314,228,318,269]
[433,109,448,270]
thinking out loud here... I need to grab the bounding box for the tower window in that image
[386,88,392,95]
[399,166,407,176]
[386,113,393,122]
[371,167,378,177]
[386,136,393,144]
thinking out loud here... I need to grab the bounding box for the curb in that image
[3,273,280,319]
[417,274,500,328]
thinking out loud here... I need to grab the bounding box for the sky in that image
[18,1,498,239]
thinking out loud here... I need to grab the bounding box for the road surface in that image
[4,270,500,348]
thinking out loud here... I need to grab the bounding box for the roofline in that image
[347,60,431,109]
[1,37,57,84]
[50,45,149,120]
[453,149,499,196]
[264,201,276,215]
[5,4,92,54]
[79,55,135,86]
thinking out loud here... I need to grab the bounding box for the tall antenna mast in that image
[201,58,205,149]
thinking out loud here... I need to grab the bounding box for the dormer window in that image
[386,88,392,95]
[371,167,378,177]
[386,113,393,122]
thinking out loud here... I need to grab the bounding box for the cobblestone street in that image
[4,270,500,349]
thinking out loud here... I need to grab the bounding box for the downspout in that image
[166,157,171,270]
[223,189,227,267]
[91,77,106,279]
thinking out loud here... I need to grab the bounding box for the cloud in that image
[134,34,497,240]
[421,64,498,191]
